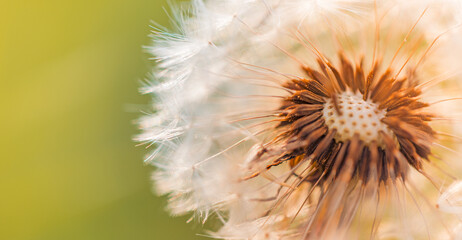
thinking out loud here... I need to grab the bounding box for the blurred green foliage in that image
[0,0,205,239]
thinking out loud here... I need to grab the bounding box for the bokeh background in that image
[0,0,206,239]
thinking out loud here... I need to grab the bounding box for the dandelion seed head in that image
[138,0,462,239]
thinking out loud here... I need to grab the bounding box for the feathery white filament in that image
[438,181,462,216]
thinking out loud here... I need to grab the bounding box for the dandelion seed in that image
[138,0,462,239]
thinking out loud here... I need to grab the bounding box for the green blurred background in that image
[0,0,205,239]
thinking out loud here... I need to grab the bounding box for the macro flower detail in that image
[250,53,434,185]
[138,0,462,239]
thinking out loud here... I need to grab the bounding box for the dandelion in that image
[137,0,462,239]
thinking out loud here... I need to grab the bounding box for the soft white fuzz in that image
[438,181,462,217]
